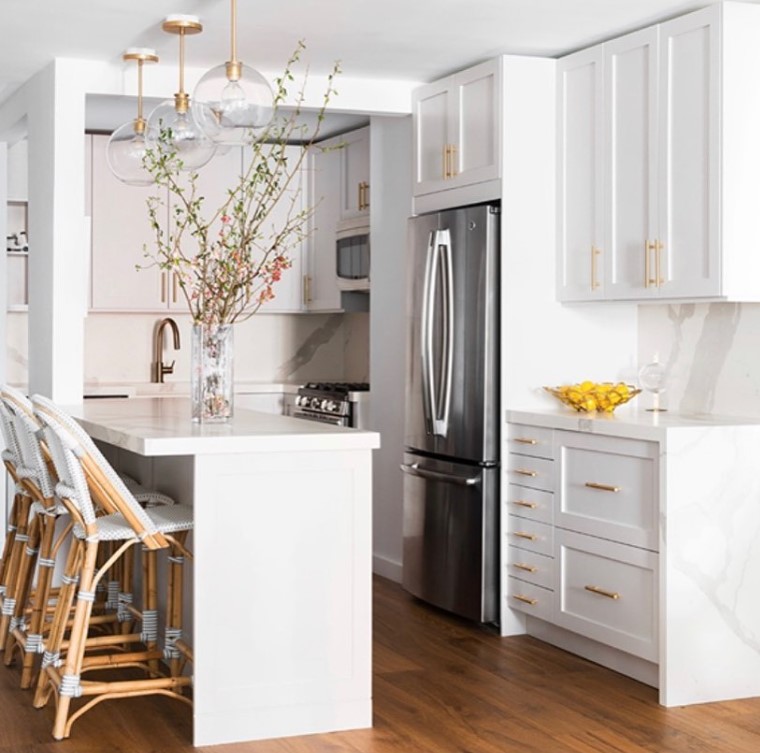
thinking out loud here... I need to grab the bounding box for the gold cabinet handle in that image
[512,563,538,573]
[512,531,537,541]
[645,240,658,288]
[172,272,178,303]
[513,437,538,445]
[591,246,601,291]
[511,500,538,509]
[585,585,620,600]
[303,274,312,305]
[512,594,538,605]
[449,143,457,177]
[442,145,449,179]
[655,239,664,286]
[362,181,370,210]
[161,271,167,303]
[584,482,620,493]
[513,468,538,477]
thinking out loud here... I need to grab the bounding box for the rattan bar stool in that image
[0,395,36,652]
[0,386,179,690]
[30,395,193,741]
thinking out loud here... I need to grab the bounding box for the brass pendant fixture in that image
[192,0,274,146]
[145,15,216,171]
[106,48,159,186]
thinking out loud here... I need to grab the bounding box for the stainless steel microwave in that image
[336,218,370,291]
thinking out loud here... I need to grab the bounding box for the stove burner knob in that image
[319,399,332,411]
[325,400,339,412]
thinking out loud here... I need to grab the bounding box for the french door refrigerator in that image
[402,202,500,623]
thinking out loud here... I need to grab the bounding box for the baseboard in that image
[526,616,659,689]
[373,553,402,583]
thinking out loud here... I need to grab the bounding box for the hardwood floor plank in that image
[1,576,759,752]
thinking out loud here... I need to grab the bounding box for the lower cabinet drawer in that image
[506,546,553,590]
[506,454,554,493]
[506,516,553,557]
[506,578,553,622]
[555,528,658,662]
[504,484,553,525]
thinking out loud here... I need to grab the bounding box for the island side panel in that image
[191,448,373,747]
[661,425,760,706]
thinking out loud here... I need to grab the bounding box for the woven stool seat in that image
[72,504,194,541]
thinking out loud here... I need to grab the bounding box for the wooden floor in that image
[2,576,760,752]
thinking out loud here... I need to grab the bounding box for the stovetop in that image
[299,382,370,399]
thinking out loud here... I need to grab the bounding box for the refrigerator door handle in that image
[400,462,480,487]
[434,228,454,437]
[420,230,439,434]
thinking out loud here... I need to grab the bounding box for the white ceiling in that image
[0,0,753,110]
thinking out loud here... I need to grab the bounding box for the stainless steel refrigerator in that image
[401,202,500,623]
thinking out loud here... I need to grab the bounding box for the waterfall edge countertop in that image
[64,396,378,747]
[66,396,380,456]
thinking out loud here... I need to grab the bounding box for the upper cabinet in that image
[339,126,370,220]
[558,2,760,303]
[90,134,167,311]
[412,58,501,213]
[306,137,343,311]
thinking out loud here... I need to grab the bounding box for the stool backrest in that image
[0,386,57,501]
[0,385,23,470]
[31,395,164,547]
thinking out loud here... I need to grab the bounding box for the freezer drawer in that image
[401,453,498,623]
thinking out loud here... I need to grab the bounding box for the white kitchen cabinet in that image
[339,126,370,220]
[412,58,501,207]
[558,2,760,302]
[7,139,28,202]
[505,409,760,707]
[556,46,604,301]
[90,134,166,311]
[306,139,342,311]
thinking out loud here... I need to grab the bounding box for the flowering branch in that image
[142,41,341,326]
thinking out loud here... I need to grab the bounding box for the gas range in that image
[294,382,370,428]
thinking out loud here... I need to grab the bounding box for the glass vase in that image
[191,324,234,422]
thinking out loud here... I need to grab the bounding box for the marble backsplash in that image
[638,302,760,417]
[5,311,369,388]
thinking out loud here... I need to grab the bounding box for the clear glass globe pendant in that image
[639,357,668,412]
[193,0,274,145]
[145,16,216,172]
[106,49,159,186]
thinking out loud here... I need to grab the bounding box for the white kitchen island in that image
[66,397,380,747]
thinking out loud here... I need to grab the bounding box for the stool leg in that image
[19,513,59,688]
[4,510,42,662]
[165,533,188,678]
[0,494,33,646]
[33,537,83,709]
[50,539,99,741]
[0,490,22,598]
[141,546,159,675]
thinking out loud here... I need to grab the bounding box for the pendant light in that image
[146,15,216,171]
[106,49,159,186]
[192,0,274,145]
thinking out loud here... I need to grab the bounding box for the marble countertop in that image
[507,407,760,442]
[67,397,380,457]
[82,381,301,398]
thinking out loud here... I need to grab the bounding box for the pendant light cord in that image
[230,0,238,63]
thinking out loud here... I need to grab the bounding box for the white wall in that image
[638,302,760,416]
[369,115,412,582]
[1,142,7,543]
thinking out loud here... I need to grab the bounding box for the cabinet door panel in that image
[90,134,164,311]
[307,143,342,311]
[557,47,604,301]
[605,28,659,299]
[242,145,305,313]
[413,82,450,193]
[658,11,720,297]
[340,127,370,219]
[455,63,499,184]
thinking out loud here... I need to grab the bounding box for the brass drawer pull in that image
[513,437,538,445]
[585,482,620,493]
[512,500,538,509]
[512,532,537,541]
[512,594,538,606]
[513,468,538,477]
[591,245,601,291]
[585,585,620,600]
[513,563,537,573]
